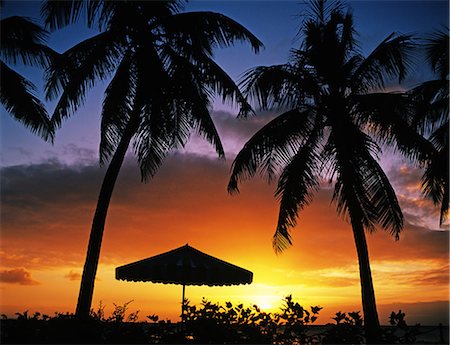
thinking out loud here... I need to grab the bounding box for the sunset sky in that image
[1,1,449,325]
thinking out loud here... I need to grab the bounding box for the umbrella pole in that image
[181,284,185,321]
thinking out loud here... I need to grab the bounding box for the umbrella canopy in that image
[116,244,253,319]
[116,244,253,286]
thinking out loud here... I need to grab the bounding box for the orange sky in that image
[1,115,449,325]
[1,0,448,329]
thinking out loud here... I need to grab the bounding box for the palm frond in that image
[339,10,357,55]
[132,42,175,182]
[46,31,124,127]
[166,11,263,54]
[422,120,449,226]
[351,33,415,92]
[273,127,321,254]
[304,0,345,26]
[41,0,108,31]
[162,45,224,157]
[352,92,435,162]
[429,120,448,151]
[189,98,225,158]
[425,28,449,80]
[1,62,54,141]
[228,108,317,193]
[409,79,449,134]
[325,118,379,230]
[0,16,55,67]
[134,112,172,183]
[421,138,449,226]
[364,154,403,238]
[198,56,254,118]
[166,41,254,118]
[100,50,136,165]
[240,64,312,111]
[326,118,403,237]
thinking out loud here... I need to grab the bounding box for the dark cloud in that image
[0,268,39,285]
[0,149,448,279]
[0,153,276,268]
[1,160,103,209]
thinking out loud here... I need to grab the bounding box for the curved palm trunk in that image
[350,217,381,344]
[75,118,138,319]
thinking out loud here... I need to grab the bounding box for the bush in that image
[0,297,424,344]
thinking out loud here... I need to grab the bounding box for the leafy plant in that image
[322,311,365,344]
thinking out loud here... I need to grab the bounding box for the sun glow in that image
[252,295,278,312]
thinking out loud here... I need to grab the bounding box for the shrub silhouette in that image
[0,297,432,344]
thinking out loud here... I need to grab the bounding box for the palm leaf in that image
[1,62,54,141]
[0,16,56,67]
[352,92,435,162]
[409,79,449,134]
[429,120,448,151]
[425,28,449,80]
[165,11,263,54]
[325,116,380,229]
[326,117,403,237]
[273,126,321,253]
[41,0,108,31]
[46,30,124,127]
[422,146,449,226]
[351,33,415,92]
[165,49,225,157]
[228,108,317,193]
[240,64,313,111]
[304,0,345,26]
[132,42,175,182]
[422,120,449,226]
[363,153,403,238]
[100,50,136,165]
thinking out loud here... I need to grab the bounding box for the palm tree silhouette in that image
[0,16,54,141]
[41,1,262,319]
[228,1,429,342]
[411,29,448,226]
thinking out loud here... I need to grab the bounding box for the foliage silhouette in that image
[322,311,365,344]
[41,0,262,319]
[180,295,322,344]
[227,0,430,342]
[1,297,435,344]
[0,15,55,140]
[409,29,449,226]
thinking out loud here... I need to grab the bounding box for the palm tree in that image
[41,0,262,319]
[228,1,431,342]
[0,15,54,141]
[411,29,449,226]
